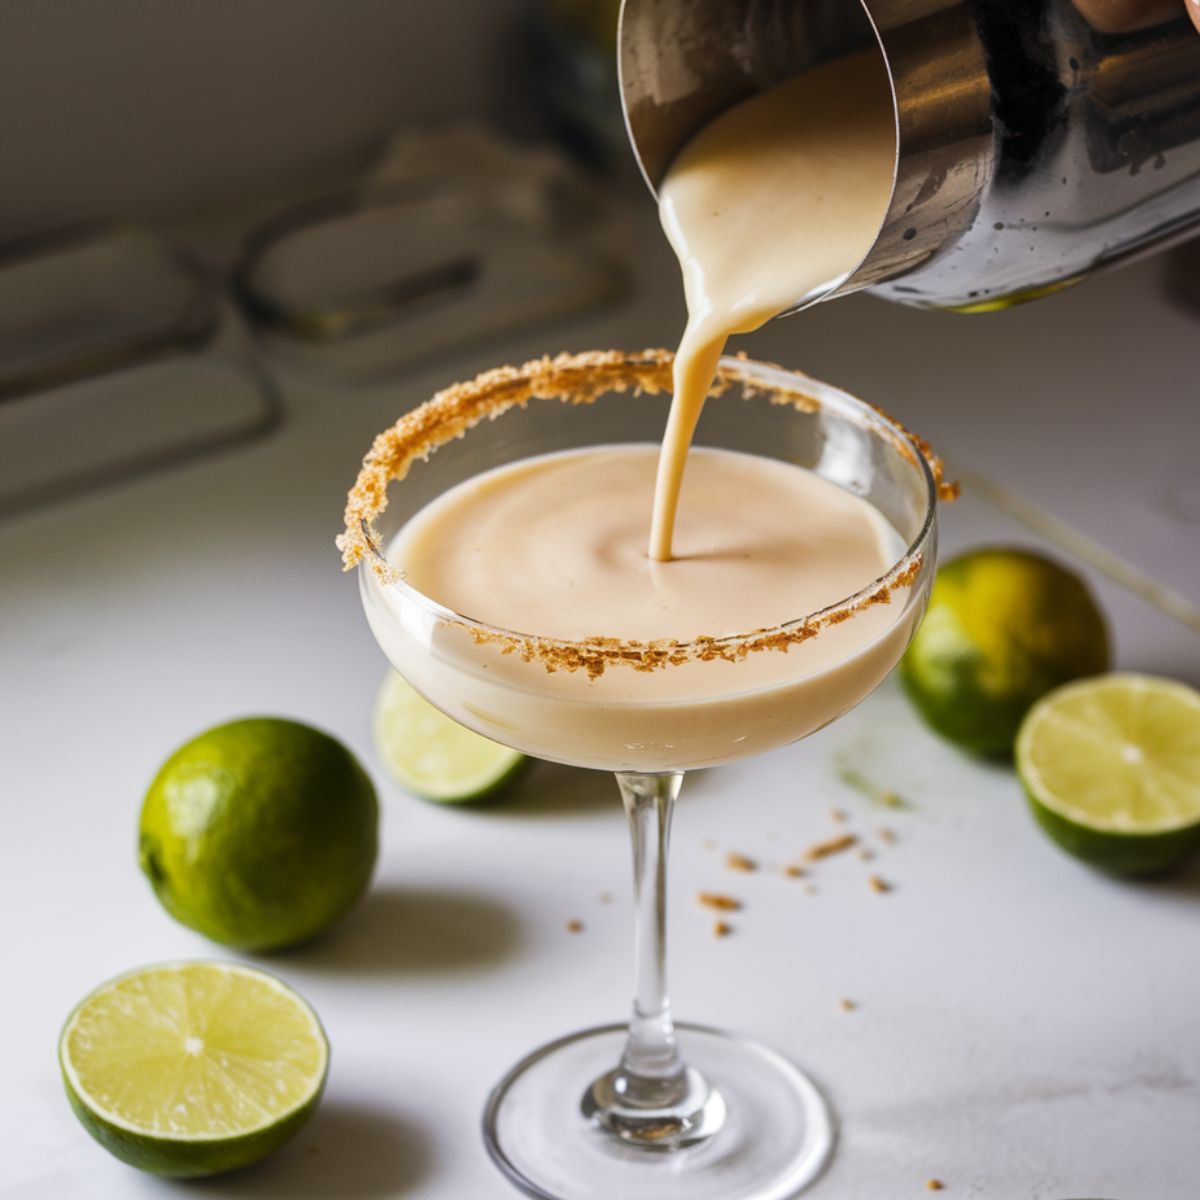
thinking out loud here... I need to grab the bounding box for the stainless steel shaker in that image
[618,0,1200,311]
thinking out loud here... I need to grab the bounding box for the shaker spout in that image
[619,0,1200,312]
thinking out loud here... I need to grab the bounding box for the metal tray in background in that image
[0,226,278,520]
[235,184,628,381]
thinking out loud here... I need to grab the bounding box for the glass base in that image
[482,1023,835,1200]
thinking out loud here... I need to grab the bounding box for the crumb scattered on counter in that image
[878,827,897,845]
[783,864,806,879]
[713,920,733,938]
[868,875,893,894]
[880,790,909,810]
[858,848,875,862]
[926,1180,945,1191]
[829,807,848,824]
[804,883,818,896]
[698,892,743,912]
[725,852,758,873]
[566,919,584,934]
[838,997,857,1013]
[598,892,613,904]
[702,838,717,850]
[805,833,858,861]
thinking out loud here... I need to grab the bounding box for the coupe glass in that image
[341,350,940,1200]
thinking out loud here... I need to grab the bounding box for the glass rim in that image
[345,349,945,675]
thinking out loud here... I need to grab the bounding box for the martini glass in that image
[342,350,940,1200]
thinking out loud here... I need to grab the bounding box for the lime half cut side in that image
[60,961,328,1177]
[373,670,527,803]
[1017,673,1200,877]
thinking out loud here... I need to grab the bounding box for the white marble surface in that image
[2,205,1199,1200]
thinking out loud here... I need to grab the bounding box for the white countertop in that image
[2,203,1199,1200]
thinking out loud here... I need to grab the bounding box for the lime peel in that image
[373,671,527,803]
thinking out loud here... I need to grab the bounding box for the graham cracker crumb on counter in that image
[783,864,806,879]
[566,919,584,934]
[858,848,875,862]
[868,875,893,894]
[725,852,759,873]
[926,1180,945,1191]
[598,892,613,905]
[838,997,857,1013]
[804,833,858,861]
[698,892,743,912]
[829,807,848,824]
[878,827,898,845]
[713,920,733,938]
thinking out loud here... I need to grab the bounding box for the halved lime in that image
[373,670,527,802]
[1017,673,1200,876]
[60,961,328,1177]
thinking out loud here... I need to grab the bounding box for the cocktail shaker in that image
[619,0,1200,311]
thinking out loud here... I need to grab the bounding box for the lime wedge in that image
[1016,673,1200,876]
[373,670,527,802]
[60,962,328,1177]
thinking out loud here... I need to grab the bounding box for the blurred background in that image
[0,1,597,236]
[3,3,1199,1197]
[0,0,1195,592]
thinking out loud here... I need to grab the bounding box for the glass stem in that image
[582,771,724,1147]
[617,770,686,1092]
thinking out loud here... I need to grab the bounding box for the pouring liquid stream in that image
[376,48,910,768]
[651,49,897,561]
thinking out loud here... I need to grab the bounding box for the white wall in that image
[0,0,536,239]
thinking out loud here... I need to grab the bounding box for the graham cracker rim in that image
[338,349,950,678]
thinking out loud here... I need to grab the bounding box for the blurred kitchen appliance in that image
[236,128,628,381]
[619,0,1200,312]
[0,228,277,520]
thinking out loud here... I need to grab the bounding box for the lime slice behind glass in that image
[1016,673,1200,876]
[60,961,328,1177]
[372,670,527,803]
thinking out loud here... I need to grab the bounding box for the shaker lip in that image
[617,0,995,304]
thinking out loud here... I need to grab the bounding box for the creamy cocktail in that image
[365,442,919,772]
[341,28,932,1200]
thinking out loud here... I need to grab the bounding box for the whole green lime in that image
[139,718,378,951]
[899,547,1110,758]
